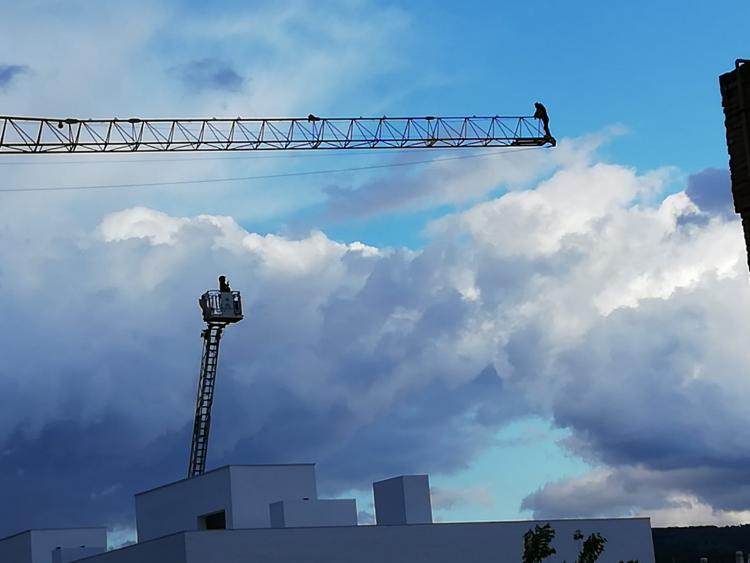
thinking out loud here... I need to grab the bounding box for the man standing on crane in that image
[534,102,555,146]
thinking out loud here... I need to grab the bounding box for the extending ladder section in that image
[188,323,226,478]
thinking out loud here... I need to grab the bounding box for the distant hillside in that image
[653,525,750,563]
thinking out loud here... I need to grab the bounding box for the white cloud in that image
[98,207,189,245]
[648,496,750,528]
[2,150,749,533]
[429,161,677,258]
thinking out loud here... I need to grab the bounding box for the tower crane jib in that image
[0,109,556,154]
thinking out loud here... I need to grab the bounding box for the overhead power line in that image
[0,146,534,166]
[0,146,544,194]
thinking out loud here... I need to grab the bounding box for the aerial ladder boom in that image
[0,110,555,154]
[190,278,243,478]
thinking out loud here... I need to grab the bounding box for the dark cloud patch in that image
[213,367,510,494]
[0,64,29,89]
[522,277,750,519]
[685,168,733,219]
[0,415,189,534]
[315,365,519,492]
[551,285,750,477]
[522,465,750,520]
[173,58,245,93]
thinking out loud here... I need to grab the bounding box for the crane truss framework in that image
[188,323,225,479]
[0,115,552,154]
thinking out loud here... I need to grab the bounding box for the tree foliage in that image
[523,523,558,563]
[575,531,607,563]
[523,524,623,563]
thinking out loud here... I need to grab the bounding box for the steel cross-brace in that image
[0,114,554,154]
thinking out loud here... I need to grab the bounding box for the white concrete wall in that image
[181,519,655,563]
[0,530,31,563]
[0,529,107,563]
[227,465,318,529]
[73,518,655,563]
[136,467,233,542]
[373,475,432,525]
[135,465,319,542]
[75,533,186,563]
[269,499,358,528]
[31,529,107,563]
[51,546,106,563]
[401,475,432,524]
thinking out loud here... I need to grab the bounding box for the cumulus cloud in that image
[98,207,190,245]
[1,150,748,537]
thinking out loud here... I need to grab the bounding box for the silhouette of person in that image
[307,114,320,122]
[218,275,231,292]
[533,102,552,138]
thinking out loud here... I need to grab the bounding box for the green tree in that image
[523,523,558,563]
[574,531,607,563]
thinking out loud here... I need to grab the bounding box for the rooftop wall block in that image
[228,465,318,530]
[269,499,358,528]
[373,475,432,525]
[135,465,319,542]
[136,465,234,542]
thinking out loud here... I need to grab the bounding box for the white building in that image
[0,464,656,563]
[0,528,107,563]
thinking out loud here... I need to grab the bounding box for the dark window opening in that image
[198,510,226,530]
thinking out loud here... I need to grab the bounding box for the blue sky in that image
[120,0,749,246]
[2,0,750,541]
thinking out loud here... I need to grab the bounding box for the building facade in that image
[0,464,656,563]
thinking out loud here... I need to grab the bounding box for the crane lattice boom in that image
[0,114,553,154]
